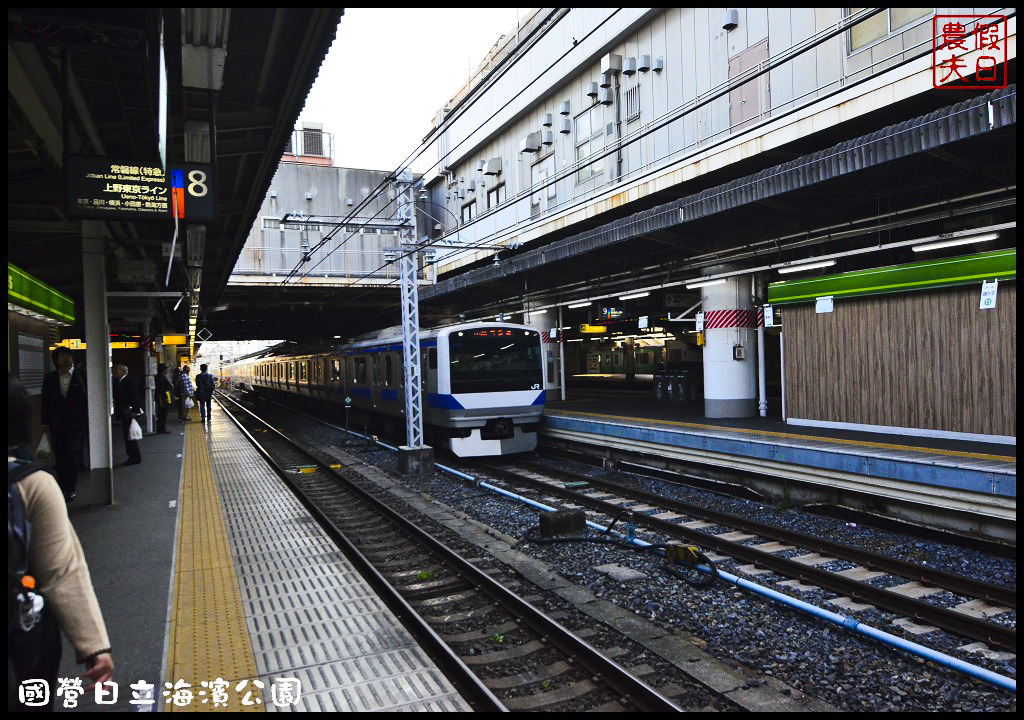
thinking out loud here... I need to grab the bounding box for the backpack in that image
[197,373,215,399]
[8,460,56,708]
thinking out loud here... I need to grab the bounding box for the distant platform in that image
[542,391,1015,543]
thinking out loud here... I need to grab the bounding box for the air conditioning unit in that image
[520,132,541,153]
[600,53,622,75]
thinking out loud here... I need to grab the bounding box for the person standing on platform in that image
[40,347,88,502]
[112,364,142,465]
[176,366,194,422]
[154,364,174,434]
[194,364,217,423]
[8,375,114,711]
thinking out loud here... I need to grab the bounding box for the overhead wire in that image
[309,8,895,313]
[280,8,616,286]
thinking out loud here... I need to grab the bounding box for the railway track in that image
[465,458,1016,654]
[215,393,699,712]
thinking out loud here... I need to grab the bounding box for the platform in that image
[55,403,470,712]
[543,390,1016,542]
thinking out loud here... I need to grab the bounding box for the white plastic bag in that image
[128,418,143,441]
[184,396,195,409]
[36,432,54,462]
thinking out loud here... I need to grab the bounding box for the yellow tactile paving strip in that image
[164,409,266,712]
[547,409,1016,464]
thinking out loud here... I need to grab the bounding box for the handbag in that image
[184,396,195,409]
[128,418,143,441]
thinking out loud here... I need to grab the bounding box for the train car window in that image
[331,359,341,383]
[354,357,367,384]
[384,355,393,386]
[448,329,543,393]
[428,349,437,370]
[371,355,380,386]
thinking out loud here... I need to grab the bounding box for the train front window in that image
[449,329,542,393]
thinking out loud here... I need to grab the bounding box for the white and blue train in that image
[228,322,546,456]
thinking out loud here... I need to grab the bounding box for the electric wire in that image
[289,7,891,294]
[279,8,613,285]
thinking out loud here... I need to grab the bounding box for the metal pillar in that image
[558,306,567,401]
[755,276,767,418]
[82,223,113,504]
[396,170,432,474]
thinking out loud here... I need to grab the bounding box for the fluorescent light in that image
[525,309,547,315]
[567,301,590,308]
[912,232,998,252]
[685,278,727,289]
[777,259,836,274]
[618,291,650,300]
[568,338,584,342]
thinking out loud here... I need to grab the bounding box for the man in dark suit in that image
[41,346,89,500]
[112,363,142,465]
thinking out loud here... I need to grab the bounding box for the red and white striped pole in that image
[700,271,758,418]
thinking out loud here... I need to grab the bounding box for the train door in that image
[370,354,380,408]
[383,353,397,406]
[330,357,342,399]
[423,348,437,422]
[352,356,368,403]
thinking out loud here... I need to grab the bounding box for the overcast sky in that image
[298,8,522,174]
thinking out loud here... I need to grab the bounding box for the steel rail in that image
[215,395,506,712]
[473,462,1016,652]
[216,394,683,712]
[517,459,1017,608]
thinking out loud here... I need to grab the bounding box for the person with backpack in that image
[194,364,217,423]
[8,374,113,710]
[154,364,174,434]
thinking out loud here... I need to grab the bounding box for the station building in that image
[418,8,1016,444]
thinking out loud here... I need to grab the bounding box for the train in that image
[227,322,546,456]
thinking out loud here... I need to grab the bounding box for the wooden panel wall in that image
[783,283,1016,437]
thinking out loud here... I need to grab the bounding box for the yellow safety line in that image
[165,407,266,712]
[547,409,1016,464]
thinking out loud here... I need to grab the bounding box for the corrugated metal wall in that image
[783,283,1016,437]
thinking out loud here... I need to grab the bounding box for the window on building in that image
[487,183,506,209]
[625,84,641,122]
[574,105,604,182]
[848,8,932,51]
[262,217,280,229]
[530,155,556,213]
[461,200,477,224]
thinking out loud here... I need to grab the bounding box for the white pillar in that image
[557,306,566,401]
[701,271,758,418]
[82,223,113,504]
[525,309,560,393]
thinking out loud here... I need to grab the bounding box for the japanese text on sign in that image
[932,15,1007,89]
[16,677,302,709]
